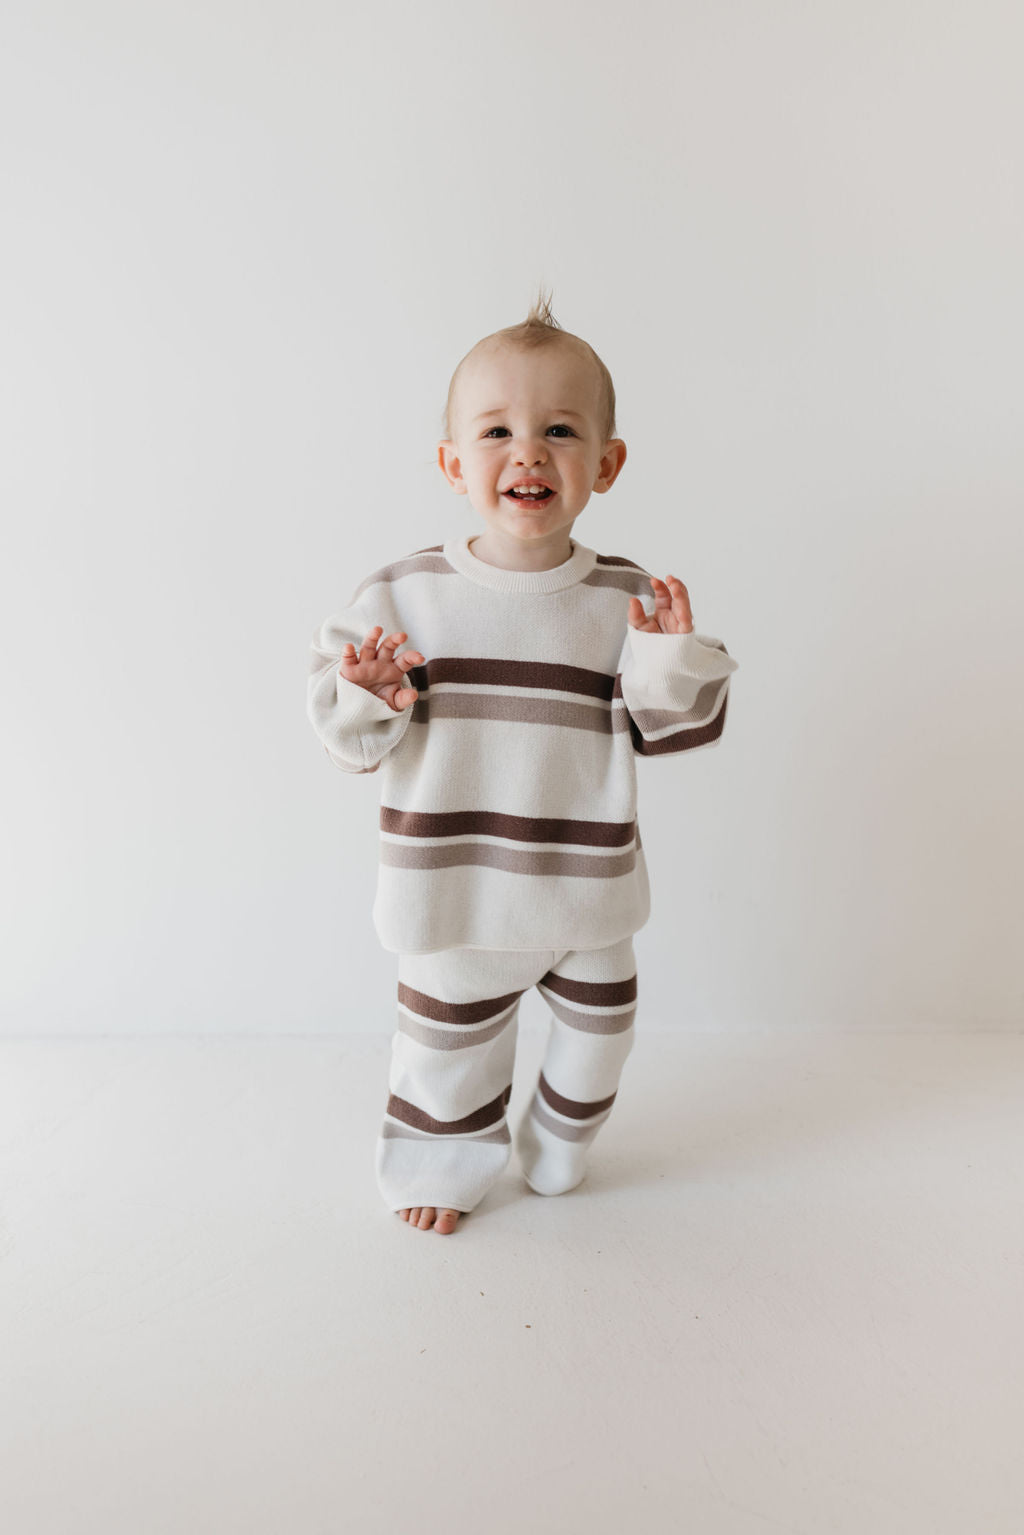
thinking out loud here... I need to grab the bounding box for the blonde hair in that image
[442,286,618,444]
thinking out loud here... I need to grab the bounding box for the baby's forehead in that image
[461,337,599,406]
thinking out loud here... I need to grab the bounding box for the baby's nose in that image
[512,436,547,464]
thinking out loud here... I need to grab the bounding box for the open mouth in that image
[503,487,555,502]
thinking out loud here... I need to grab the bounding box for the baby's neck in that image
[467,533,575,573]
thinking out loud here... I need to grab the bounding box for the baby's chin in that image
[474,496,585,531]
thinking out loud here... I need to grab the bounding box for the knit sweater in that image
[307,532,738,955]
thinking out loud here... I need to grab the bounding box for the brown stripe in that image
[406,656,615,699]
[384,1083,512,1136]
[529,1096,606,1143]
[581,568,661,594]
[538,1071,617,1120]
[397,981,525,1026]
[539,971,638,1007]
[593,553,649,571]
[382,807,638,848]
[379,1121,511,1146]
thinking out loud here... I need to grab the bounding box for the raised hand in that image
[339,625,424,712]
[627,574,693,635]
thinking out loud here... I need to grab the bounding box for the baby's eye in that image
[482,424,577,439]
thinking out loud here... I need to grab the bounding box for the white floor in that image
[2,1028,1022,1535]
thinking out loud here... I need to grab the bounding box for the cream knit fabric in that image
[307,533,738,955]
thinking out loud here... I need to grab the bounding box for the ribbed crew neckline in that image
[443,532,598,593]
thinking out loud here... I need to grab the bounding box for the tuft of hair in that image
[493,283,564,346]
[442,283,617,444]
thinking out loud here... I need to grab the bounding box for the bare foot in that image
[398,1206,462,1234]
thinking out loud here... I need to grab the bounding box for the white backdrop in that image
[2,0,1021,1035]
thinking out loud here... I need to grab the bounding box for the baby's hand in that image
[339,625,424,712]
[628,574,694,635]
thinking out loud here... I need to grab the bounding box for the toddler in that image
[307,293,738,1235]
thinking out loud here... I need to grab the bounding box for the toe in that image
[435,1209,461,1235]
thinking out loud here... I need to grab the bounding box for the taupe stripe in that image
[380,840,638,877]
[391,652,731,743]
[581,567,664,595]
[383,807,637,848]
[410,690,624,734]
[350,548,449,601]
[539,1070,617,1120]
[631,690,730,756]
[621,676,729,730]
[351,545,654,604]
[539,971,637,1007]
[396,1007,520,1053]
[396,984,522,1051]
[384,1083,512,1136]
[541,990,637,1035]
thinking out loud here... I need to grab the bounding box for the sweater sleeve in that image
[617,623,739,758]
[307,587,416,775]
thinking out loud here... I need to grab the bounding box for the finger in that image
[629,595,657,630]
[653,575,692,633]
[358,625,383,662]
[396,651,424,672]
[649,578,674,630]
[376,631,407,655]
[665,574,693,632]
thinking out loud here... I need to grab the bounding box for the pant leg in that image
[515,934,638,1196]
[375,946,557,1214]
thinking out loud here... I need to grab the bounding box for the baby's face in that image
[438,341,625,547]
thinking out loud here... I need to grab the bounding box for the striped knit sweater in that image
[307,532,738,955]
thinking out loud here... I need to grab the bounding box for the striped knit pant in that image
[375,936,638,1214]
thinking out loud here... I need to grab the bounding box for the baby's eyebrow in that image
[472,408,586,421]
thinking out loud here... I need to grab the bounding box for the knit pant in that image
[375,935,638,1214]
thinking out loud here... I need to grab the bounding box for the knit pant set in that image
[376,935,638,1213]
[307,533,738,1218]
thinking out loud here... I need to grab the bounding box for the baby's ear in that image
[437,440,466,493]
[594,438,627,492]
